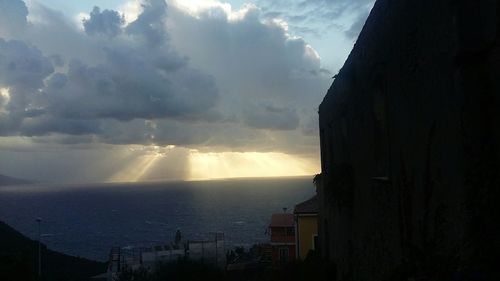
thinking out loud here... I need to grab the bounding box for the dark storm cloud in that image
[83,6,125,37]
[0,0,28,36]
[44,52,216,121]
[243,103,300,130]
[126,0,169,46]
[19,116,101,137]
[96,119,211,146]
[0,39,53,93]
[0,39,54,135]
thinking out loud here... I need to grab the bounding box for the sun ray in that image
[188,151,318,180]
[107,148,164,182]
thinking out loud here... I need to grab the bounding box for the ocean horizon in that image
[0,176,315,261]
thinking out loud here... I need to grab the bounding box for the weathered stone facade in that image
[318,0,500,280]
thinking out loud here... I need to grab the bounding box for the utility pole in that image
[36,217,42,278]
[215,233,218,267]
[210,232,221,267]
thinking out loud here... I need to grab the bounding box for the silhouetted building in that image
[318,0,500,280]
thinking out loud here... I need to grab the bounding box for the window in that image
[279,248,289,262]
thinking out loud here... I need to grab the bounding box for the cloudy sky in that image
[0,0,374,183]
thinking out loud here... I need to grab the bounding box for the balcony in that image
[270,234,295,244]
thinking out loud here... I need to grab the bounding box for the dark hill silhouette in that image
[0,174,33,186]
[0,220,106,281]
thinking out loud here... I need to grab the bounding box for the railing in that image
[270,235,295,243]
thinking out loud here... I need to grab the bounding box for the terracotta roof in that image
[269,213,294,227]
[294,195,318,214]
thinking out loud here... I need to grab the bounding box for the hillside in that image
[0,220,106,281]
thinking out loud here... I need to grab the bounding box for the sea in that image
[0,176,315,261]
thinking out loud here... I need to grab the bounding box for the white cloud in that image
[0,0,334,181]
[1,1,221,138]
[118,0,143,24]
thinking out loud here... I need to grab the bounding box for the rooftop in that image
[294,195,318,214]
[269,213,294,228]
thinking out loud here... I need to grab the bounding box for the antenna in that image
[36,217,42,277]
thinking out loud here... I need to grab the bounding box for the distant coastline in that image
[0,173,315,188]
[0,174,33,186]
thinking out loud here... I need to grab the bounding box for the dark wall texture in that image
[318,0,500,280]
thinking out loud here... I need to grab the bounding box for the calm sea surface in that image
[0,177,315,261]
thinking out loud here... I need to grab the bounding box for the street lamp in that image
[36,217,42,278]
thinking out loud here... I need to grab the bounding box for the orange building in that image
[268,213,296,265]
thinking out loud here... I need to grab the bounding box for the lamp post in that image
[36,217,42,278]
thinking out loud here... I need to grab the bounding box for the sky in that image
[0,0,375,183]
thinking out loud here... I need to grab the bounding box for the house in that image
[268,213,295,265]
[294,195,318,260]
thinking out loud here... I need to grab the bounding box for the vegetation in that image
[119,259,226,281]
[0,220,106,281]
[118,251,336,281]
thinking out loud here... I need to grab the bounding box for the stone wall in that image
[318,0,500,280]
